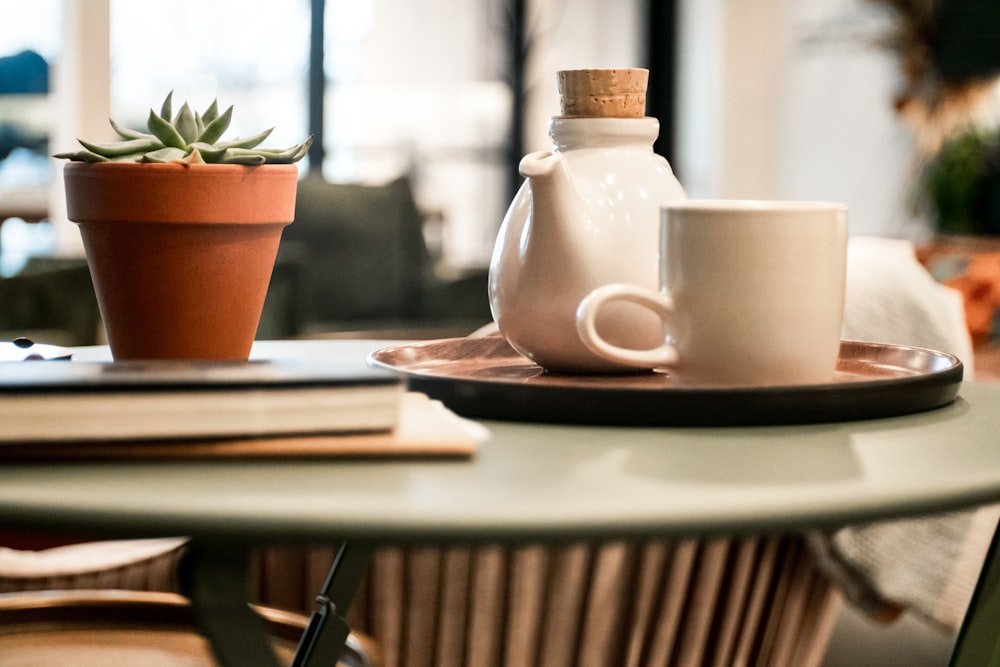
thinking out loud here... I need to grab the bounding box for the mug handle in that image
[576,284,679,369]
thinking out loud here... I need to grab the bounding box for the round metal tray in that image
[369,336,964,426]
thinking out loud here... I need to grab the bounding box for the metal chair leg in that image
[179,540,282,667]
[293,541,375,667]
[950,517,1000,667]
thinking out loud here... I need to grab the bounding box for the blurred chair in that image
[263,172,491,339]
[0,537,185,595]
[0,540,382,667]
[0,255,101,346]
[0,589,381,667]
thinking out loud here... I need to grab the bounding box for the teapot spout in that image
[517,150,583,249]
[519,150,562,179]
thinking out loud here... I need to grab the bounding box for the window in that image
[0,0,62,274]
[109,0,311,152]
[320,0,512,267]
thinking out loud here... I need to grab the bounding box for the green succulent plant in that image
[55,91,312,165]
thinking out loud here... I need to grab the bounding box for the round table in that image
[0,339,997,543]
[1,339,998,667]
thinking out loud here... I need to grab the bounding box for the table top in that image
[1,339,999,545]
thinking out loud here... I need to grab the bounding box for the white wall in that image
[676,0,932,240]
[522,0,645,152]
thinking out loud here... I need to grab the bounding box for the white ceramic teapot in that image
[488,69,686,373]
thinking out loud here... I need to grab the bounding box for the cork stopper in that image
[557,68,648,118]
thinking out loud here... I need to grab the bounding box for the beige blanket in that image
[810,236,1000,631]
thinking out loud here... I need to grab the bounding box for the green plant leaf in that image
[188,142,228,163]
[110,118,156,142]
[79,137,163,158]
[196,105,233,145]
[147,109,187,149]
[174,103,199,144]
[241,146,285,157]
[216,127,273,150]
[160,91,173,123]
[226,138,313,164]
[186,147,207,165]
[52,149,110,163]
[923,127,999,234]
[139,146,188,163]
[292,136,314,162]
[54,91,310,165]
[202,99,219,125]
[219,152,267,165]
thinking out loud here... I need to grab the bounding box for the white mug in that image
[576,200,848,386]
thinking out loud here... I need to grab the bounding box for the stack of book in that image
[0,360,481,460]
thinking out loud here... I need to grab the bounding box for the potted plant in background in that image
[867,0,1000,345]
[919,126,1000,343]
[56,92,311,360]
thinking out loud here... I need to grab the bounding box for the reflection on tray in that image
[369,335,964,427]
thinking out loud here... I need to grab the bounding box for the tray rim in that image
[368,337,964,426]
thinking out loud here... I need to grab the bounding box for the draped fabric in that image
[252,536,840,667]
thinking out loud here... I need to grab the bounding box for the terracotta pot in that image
[917,233,1000,345]
[64,162,298,360]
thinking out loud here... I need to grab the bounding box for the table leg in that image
[180,540,282,667]
[292,541,375,667]
[950,517,1000,667]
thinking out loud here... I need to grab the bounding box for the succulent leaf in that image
[147,109,187,149]
[216,127,273,150]
[292,137,313,162]
[188,142,228,162]
[79,137,164,158]
[202,99,219,125]
[186,147,208,165]
[110,118,156,142]
[226,137,314,164]
[174,103,199,144]
[140,147,190,163]
[160,91,173,124]
[196,105,234,145]
[220,152,267,165]
[53,149,110,163]
[56,91,310,165]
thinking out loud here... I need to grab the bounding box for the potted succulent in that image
[867,0,1000,343]
[56,92,311,360]
[919,126,1000,343]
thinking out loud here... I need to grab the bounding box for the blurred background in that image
[0,0,638,271]
[1,0,998,340]
[1,3,1000,663]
